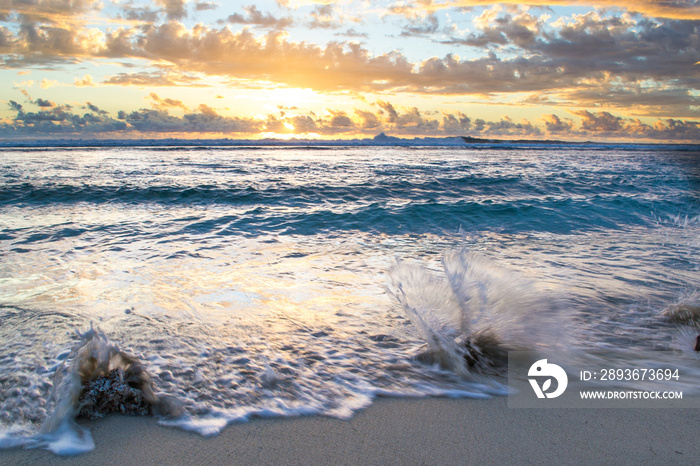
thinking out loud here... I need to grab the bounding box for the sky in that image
[1,0,700,142]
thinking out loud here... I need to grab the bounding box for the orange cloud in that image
[147,92,189,111]
[0,0,101,24]
[74,74,94,87]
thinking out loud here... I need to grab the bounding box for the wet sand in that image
[2,396,698,464]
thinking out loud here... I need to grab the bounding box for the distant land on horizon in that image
[0,133,698,149]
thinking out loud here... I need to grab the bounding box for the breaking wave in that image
[387,250,573,377]
[0,328,180,455]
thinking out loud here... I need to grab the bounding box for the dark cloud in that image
[484,116,542,137]
[289,114,318,133]
[8,100,23,111]
[308,5,342,30]
[156,0,187,21]
[329,111,354,127]
[195,2,218,12]
[0,0,101,25]
[568,110,700,141]
[85,102,107,114]
[225,5,293,29]
[376,100,399,123]
[0,25,15,51]
[122,7,160,23]
[444,8,542,47]
[575,110,624,133]
[651,119,700,140]
[336,28,368,38]
[531,14,700,87]
[34,98,55,107]
[542,114,574,133]
[400,14,440,37]
[550,85,700,119]
[354,109,381,129]
[434,10,700,115]
[1,103,128,135]
[442,112,472,133]
[118,107,262,134]
[0,98,264,136]
[103,70,205,87]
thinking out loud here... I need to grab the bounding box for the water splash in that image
[661,291,700,324]
[387,250,573,376]
[0,327,181,455]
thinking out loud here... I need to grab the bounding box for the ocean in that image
[1,143,699,453]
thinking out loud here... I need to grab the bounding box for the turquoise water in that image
[1,144,699,453]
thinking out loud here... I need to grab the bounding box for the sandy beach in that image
[2,396,698,465]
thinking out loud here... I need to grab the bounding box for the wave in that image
[387,250,572,377]
[661,291,700,324]
[1,183,659,240]
[0,327,181,455]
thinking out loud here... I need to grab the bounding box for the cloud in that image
[329,110,354,127]
[569,110,700,140]
[85,102,107,114]
[195,1,218,12]
[0,25,15,51]
[0,7,697,119]
[100,24,414,92]
[387,1,443,20]
[400,13,440,37]
[444,1,700,20]
[103,70,205,87]
[0,0,102,25]
[549,84,700,119]
[2,94,700,141]
[471,115,543,138]
[442,112,472,133]
[34,98,55,108]
[121,7,160,23]
[41,78,58,88]
[335,28,368,38]
[370,101,442,135]
[444,6,544,47]
[8,100,23,112]
[74,74,94,86]
[147,92,189,111]
[307,5,342,29]
[13,80,34,88]
[289,114,318,133]
[88,14,690,107]
[2,96,269,136]
[354,109,381,129]
[541,114,574,133]
[574,109,624,132]
[377,100,399,122]
[0,3,698,140]
[1,101,128,136]
[155,0,188,20]
[225,5,293,29]
[650,119,700,140]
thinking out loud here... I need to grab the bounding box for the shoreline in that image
[2,396,698,464]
